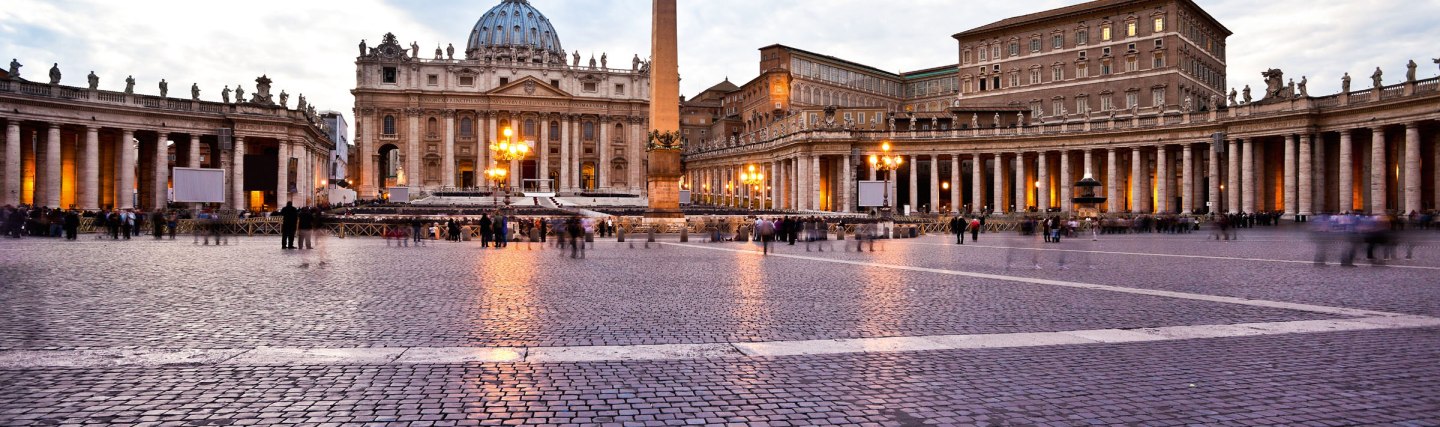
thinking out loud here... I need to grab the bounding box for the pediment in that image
[489,76,573,98]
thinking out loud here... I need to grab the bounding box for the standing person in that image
[63,210,80,240]
[152,209,166,239]
[478,214,493,248]
[122,210,133,240]
[495,214,508,248]
[106,210,120,239]
[756,216,775,255]
[969,217,981,242]
[297,208,314,250]
[950,215,965,244]
[538,218,549,243]
[166,210,178,239]
[567,216,584,258]
[409,217,425,246]
[279,202,298,249]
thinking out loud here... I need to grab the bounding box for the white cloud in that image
[5,0,1439,143]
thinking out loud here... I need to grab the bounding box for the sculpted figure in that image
[358,39,366,57]
[1341,72,1351,93]
[297,94,307,110]
[971,113,978,129]
[572,50,580,67]
[410,41,419,59]
[158,79,168,97]
[87,71,98,90]
[7,58,19,78]
[1228,88,1237,106]
[632,54,640,71]
[1297,76,1308,97]
[588,54,596,69]
[1406,59,1417,82]
[222,85,231,103]
[1242,85,1251,104]
[1371,67,1383,89]
[1207,94,1217,111]
[434,45,442,59]
[190,83,200,100]
[124,75,135,94]
[993,112,1000,126]
[48,63,60,84]
[446,43,454,60]
[601,52,607,69]
[1286,78,1295,98]
[235,85,244,102]
[1183,95,1192,112]
[279,90,289,108]
[1017,111,1025,125]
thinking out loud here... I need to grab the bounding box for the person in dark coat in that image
[297,208,314,249]
[63,210,80,240]
[478,214,492,248]
[950,215,966,244]
[279,202,298,249]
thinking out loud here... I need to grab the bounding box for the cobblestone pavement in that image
[2,228,1439,425]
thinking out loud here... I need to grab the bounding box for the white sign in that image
[857,180,886,207]
[678,190,692,205]
[387,187,410,203]
[171,168,227,203]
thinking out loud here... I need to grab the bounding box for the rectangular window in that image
[1152,88,1165,107]
[1008,43,1018,56]
[1076,63,1088,78]
[978,48,987,61]
[1100,96,1113,111]
[992,76,1000,90]
[550,79,560,88]
[1077,30,1088,45]
[459,75,475,86]
[963,50,971,64]
[426,74,438,86]
[1127,22,1137,37]
[1029,69,1040,84]
[1102,47,1111,56]
[1077,97,1089,114]
[1101,60,1112,75]
[1079,50,1087,59]
[1052,99,1063,115]
[583,82,597,92]
[1052,34,1063,49]
[1102,26,1112,41]
[382,67,397,84]
[1153,53,1165,68]
[1126,57,1138,72]
[963,79,971,93]
[498,77,509,86]
[1155,39,1164,49]
[1030,39,1041,52]
[614,83,625,95]
[1154,17,1164,32]
[1008,73,1018,87]
[1052,67,1063,81]
[1126,92,1138,109]
[992,45,1000,59]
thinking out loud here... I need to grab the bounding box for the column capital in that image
[49,122,63,130]
[1405,122,1419,130]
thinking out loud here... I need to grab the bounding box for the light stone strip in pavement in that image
[900,240,1440,270]
[2,315,1438,367]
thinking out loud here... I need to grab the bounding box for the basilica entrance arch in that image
[378,144,400,188]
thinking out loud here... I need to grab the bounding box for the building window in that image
[1101,59,1112,75]
[1152,88,1165,107]
[382,67,397,84]
[993,76,1001,90]
[1126,92,1138,109]
[980,47,989,61]
[427,117,438,135]
[1101,25,1112,41]
[1008,73,1019,87]
[1052,99,1064,115]
[1052,34,1063,49]
[614,83,625,95]
[459,75,474,86]
[1008,42,1018,56]
[550,79,560,88]
[549,121,560,140]
[1100,96,1113,111]
[1126,56,1138,72]
[427,74,438,86]
[1030,38,1041,52]
[1076,63,1088,78]
[1076,29,1088,45]
[582,122,595,140]
[583,82,597,92]
[1052,66,1064,81]
[460,117,473,137]
[1154,17,1165,32]
[1077,97,1090,114]
[524,119,537,138]
[963,50,971,64]
[1127,22,1137,37]
[1029,69,1041,84]
[499,77,509,86]
[962,79,972,93]
[1152,52,1165,68]
[383,115,396,135]
[1155,39,1164,49]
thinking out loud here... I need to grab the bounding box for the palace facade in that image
[351,0,652,199]
[682,0,1440,217]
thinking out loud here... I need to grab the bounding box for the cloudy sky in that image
[4,0,1438,141]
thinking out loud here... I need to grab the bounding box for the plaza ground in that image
[2,227,1439,425]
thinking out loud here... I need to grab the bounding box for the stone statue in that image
[410,41,419,59]
[297,94,307,110]
[1371,67,1383,89]
[47,63,60,85]
[1228,88,1237,106]
[358,39,366,57]
[572,50,580,67]
[190,83,199,101]
[971,113,978,129]
[158,79,168,97]
[1406,59,1417,82]
[1242,85,1251,104]
[1207,94,1217,111]
[1286,78,1295,98]
[1261,69,1284,99]
[434,45,442,59]
[1183,95,1192,112]
[993,112,1001,127]
[632,54,640,71]
[7,58,19,78]
[124,75,135,94]
[87,71,98,90]
[235,85,244,102]
[251,75,273,104]
[1342,72,1351,93]
[601,53,607,69]
[1298,76,1308,97]
[222,85,231,103]
[279,90,289,108]
[446,43,454,60]
[588,54,596,69]
[1017,111,1025,125]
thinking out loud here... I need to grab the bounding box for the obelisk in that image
[644,0,684,219]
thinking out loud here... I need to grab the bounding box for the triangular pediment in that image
[489,76,573,98]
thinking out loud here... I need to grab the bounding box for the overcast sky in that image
[4,0,1439,142]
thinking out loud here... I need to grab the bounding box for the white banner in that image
[857,180,886,207]
[679,190,692,205]
[388,187,410,203]
[171,168,226,203]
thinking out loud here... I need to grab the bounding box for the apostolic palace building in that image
[350,0,652,199]
[682,0,1440,218]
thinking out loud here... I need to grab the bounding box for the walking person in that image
[756,216,776,255]
[567,216,584,258]
[950,215,965,244]
[479,214,492,248]
[297,208,314,250]
[279,202,299,249]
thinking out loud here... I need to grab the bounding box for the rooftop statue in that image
[1228,88,1237,106]
[1341,72,1351,93]
[222,85,231,104]
[8,58,20,78]
[358,39,366,57]
[87,71,98,90]
[1298,76,1308,98]
[48,63,60,85]
[280,90,289,108]
[601,52,607,69]
[446,43,454,60]
[1242,85,1251,104]
[1371,67,1383,89]
[124,75,135,94]
[1406,59,1417,82]
[159,79,168,97]
[191,83,200,101]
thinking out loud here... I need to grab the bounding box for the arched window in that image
[460,117,474,137]
[614,123,624,143]
[583,122,595,140]
[427,117,438,135]
[549,121,560,140]
[524,119,536,137]
[383,115,396,135]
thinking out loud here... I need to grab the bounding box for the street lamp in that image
[738,164,763,210]
[868,141,903,217]
[485,166,508,206]
[490,126,531,192]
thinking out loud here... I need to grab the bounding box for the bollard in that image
[680,227,688,242]
[617,228,626,242]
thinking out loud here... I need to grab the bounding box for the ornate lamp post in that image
[484,166,508,206]
[738,164,763,210]
[488,126,531,206]
[868,141,903,218]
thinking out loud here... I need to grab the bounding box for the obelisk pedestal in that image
[644,0,684,220]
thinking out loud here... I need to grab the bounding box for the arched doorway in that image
[581,162,596,190]
[459,160,475,189]
[378,144,400,188]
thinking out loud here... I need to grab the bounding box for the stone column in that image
[598,116,609,190]
[277,140,290,207]
[45,124,62,208]
[841,154,852,212]
[1370,127,1386,213]
[1284,134,1297,216]
[992,153,1004,213]
[949,155,960,213]
[1338,130,1353,212]
[1037,151,1049,211]
[812,155,822,211]
[1059,150,1072,213]
[1181,144,1194,214]
[771,160,780,208]
[971,154,983,213]
[929,155,941,213]
[1107,148,1119,212]
[1298,134,1313,216]
[539,116,551,191]
[1403,123,1420,214]
[1131,147,1145,213]
[443,111,455,188]
[359,111,375,198]
[82,126,99,210]
[1227,140,1240,213]
[4,122,19,206]
[232,136,245,210]
[406,110,420,190]
[153,131,168,210]
[1011,152,1024,212]
[119,129,136,209]
[797,155,809,210]
[1156,145,1168,213]
[558,116,570,191]
[1314,134,1326,213]
[908,155,918,213]
[1241,139,1255,213]
[887,157,897,212]
[1208,142,1220,214]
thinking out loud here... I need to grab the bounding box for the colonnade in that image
[685,120,1439,216]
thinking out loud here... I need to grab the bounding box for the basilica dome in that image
[466,0,565,65]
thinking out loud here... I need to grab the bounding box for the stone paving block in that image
[526,344,741,362]
[393,347,525,364]
[220,347,406,365]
